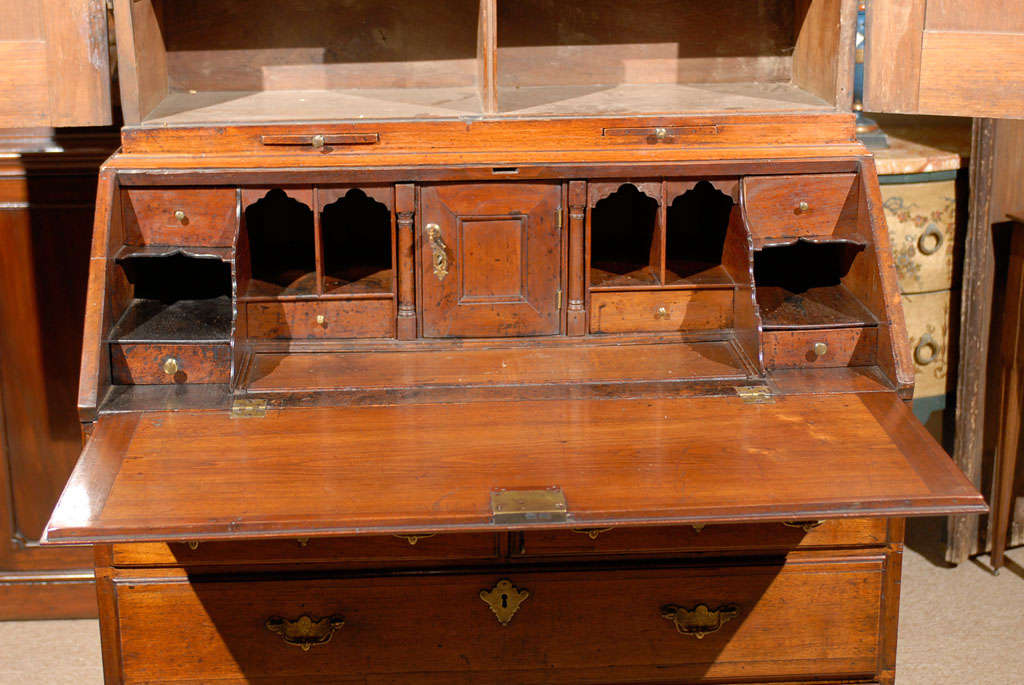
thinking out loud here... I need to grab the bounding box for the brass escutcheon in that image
[265,614,344,651]
[661,603,739,639]
[426,223,449,280]
[480,579,529,626]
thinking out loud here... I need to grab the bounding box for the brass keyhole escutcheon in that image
[426,223,449,281]
[480,579,529,626]
[163,357,180,376]
[812,342,828,357]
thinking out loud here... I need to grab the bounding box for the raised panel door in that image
[419,183,562,337]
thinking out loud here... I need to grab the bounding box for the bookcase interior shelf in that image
[321,189,394,296]
[590,183,660,288]
[665,181,736,287]
[124,0,849,125]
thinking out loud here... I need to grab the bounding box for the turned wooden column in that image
[567,180,587,336]
[396,183,417,339]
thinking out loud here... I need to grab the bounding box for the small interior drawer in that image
[114,559,882,683]
[246,299,394,339]
[110,343,230,384]
[123,188,237,246]
[112,533,500,568]
[743,174,858,243]
[515,519,889,558]
[590,289,733,334]
[763,327,878,370]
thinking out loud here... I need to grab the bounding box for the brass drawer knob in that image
[661,603,740,639]
[812,342,828,357]
[310,134,326,150]
[654,127,668,139]
[265,614,345,651]
[316,314,326,326]
[162,357,180,375]
[173,209,187,224]
[480,579,529,626]
[654,306,670,320]
[796,201,810,214]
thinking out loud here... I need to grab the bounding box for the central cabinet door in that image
[419,183,562,337]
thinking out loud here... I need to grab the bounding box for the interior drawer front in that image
[110,343,230,384]
[112,533,500,567]
[115,559,883,684]
[246,299,394,339]
[743,174,857,242]
[517,519,888,558]
[590,289,733,334]
[123,188,237,246]
[763,327,877,370]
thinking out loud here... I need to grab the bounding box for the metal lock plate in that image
[490,487,568,524]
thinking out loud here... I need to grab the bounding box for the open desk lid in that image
[44,393,984,545]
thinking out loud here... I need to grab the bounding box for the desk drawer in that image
[763,327,878,370]
[112,533,500,568]
[246,299,394,339]
[517,519,888,558]
[114,558,883,683]
[743,174,858,243]
[123,188,237,246]
[110,343,230,384]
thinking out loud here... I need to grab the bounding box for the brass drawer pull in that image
[260,133,380,151]
[480,579,529,626]
[426,223,449,281]
[654,306,670,320]
[796,201,811,214]
[162,357,181,376]
[265,614,345,651]
[917,224,944,255]
[661,603,739,639]
[602,124,719,140]
[173,209,188,224]
[783,520,824,532]
[392,533,437,545]
[812,342,828,357]
[914,333,939,366]
[571,527,613,540]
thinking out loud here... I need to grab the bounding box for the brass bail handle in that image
[265,614,345,651]
[661,603,739,639]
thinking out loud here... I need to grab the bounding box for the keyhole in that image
[501,593,509,608]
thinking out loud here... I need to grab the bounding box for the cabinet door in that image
[864,0,1024,118]
[0,0,111,127]
[419,183,562,338]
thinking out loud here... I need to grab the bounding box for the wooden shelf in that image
[664,262,736,288]
[243,273,318,300]
[116,245,234,263]
[757,285,879,330]
[590,264,660,289]
[109,297,232,343]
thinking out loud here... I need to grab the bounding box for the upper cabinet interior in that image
[114,0,855,126]
[865,0,1024,118]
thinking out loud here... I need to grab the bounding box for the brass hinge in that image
[556,289,562,309]
[491,487,568,524]
[556,207,563,231]
[231,398,268,418]
[734,386,774,404]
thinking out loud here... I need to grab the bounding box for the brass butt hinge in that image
[556,207,563,231]
[231,398,268,418]
[491,487,568,524]
[556,289,562,310]
[734,386,774,404]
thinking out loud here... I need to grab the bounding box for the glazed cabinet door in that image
[865,0,1024,118]
[0,0,111,127]
[419,183,562,337]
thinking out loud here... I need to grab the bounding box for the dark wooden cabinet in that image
[41,1,988,683]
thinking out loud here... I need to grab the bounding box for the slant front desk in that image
[46,1,984,683]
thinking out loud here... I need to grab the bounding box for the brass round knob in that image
[812,342,828,357]
[310,134,326,149]
[174,209,187,224]
[655,127,668,139]
[654,306,669,320]
[316,314,326,326]
[162,357,180,375]
[796,201,810,214]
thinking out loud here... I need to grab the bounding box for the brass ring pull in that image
[265,614,345,651]
[917,224,944,256]
[783,520,824,532]
[426,223,449,281]
[661,603,739,639]
[914,333,939,366]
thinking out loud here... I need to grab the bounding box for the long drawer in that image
[113,558,884,684]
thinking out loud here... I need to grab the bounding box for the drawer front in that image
[763,327,877,370]
[743,174,858,243]
[590,289,733,334]
[112,533,501,567]
[902,290,953,399]
[115,559,883,683]
[110,343,230,384]
[881,179,958,294]
[517,519,888,558]
[246,299,394,339]
[123,188,237,246]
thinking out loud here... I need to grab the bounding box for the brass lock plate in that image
[490,487,568,524]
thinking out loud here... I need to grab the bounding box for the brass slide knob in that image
[162,357,180,375]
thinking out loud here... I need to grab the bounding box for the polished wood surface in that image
[47,392,982,544]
